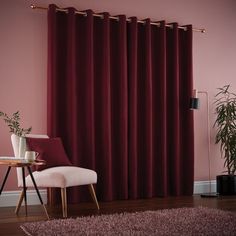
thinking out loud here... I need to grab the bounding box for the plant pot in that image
[19,136,26,158]
[216,175,236,195]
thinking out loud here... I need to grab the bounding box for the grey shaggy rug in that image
[21,207,236,236]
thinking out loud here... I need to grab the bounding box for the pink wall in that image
[1,0,236,190]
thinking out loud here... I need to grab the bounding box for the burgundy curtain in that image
[47,4,194,203]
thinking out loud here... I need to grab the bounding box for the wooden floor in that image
[0,194,236,235]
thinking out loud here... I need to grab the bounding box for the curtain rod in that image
[30,4,206,33]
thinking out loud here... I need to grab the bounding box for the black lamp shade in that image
[190,97,200,109]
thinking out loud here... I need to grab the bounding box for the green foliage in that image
[214,85,236,175]
[0,111,32,137]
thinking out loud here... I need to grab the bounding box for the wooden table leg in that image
[15,189,25,215]
[27,166,50,220]
[0,167,11,195]
[21,167,27,216]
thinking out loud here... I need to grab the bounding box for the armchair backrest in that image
[11,134,49,186]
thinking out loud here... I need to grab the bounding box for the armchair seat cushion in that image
[18,166,97,188]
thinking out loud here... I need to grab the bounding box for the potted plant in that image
[0,111,32,157]
[0,111,32,136]
[214,85,236,195]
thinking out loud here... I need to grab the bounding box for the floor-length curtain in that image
[47,4,194,203]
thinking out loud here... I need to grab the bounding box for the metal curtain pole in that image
[30,4,206,33]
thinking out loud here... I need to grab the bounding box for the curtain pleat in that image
[180,25,194,195]
[93,12,113,201]
[47,4,194,203]
[151,21,168,196]
[128,17,138,199]
[109,14,129,200]
[166,23,181,195]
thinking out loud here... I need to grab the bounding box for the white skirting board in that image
[193,180,217,194]
[0,189,47,207]
[0,181,216,207]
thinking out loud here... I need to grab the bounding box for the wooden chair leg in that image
[64,188,67,218]
[48,187,53,206]
[15,189,25,215]
[88,184,100,210]
[60,188,67,218]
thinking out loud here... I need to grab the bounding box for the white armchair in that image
[11,134,99,218]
